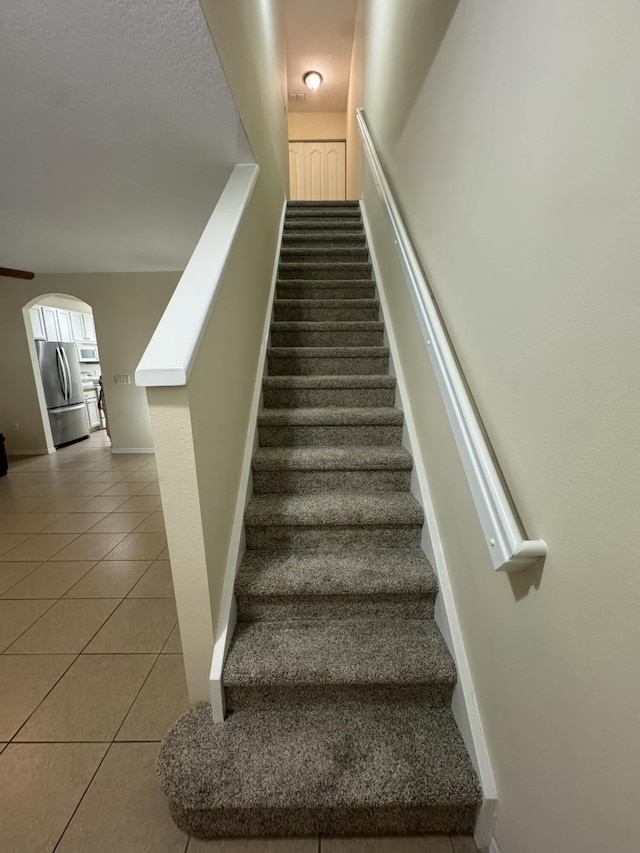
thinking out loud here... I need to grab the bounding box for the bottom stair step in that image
[158,702,482,838]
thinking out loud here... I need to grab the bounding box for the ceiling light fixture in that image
[303,71,323,91]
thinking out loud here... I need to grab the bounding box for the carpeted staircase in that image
[158,201,481,838]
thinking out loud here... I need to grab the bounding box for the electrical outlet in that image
[12,423,19,431]
[114,375,131,385]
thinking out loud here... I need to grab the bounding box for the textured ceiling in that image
[284,0,358,113]
[0,0,247,273]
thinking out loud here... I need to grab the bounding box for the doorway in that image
[24,293,108,452]
[289,140,346,201]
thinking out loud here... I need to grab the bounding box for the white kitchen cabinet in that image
[56,309,74,343]
[84,390,101,429]
[42,306,61,342]
[30,306,46,340]
[71,311,97,342]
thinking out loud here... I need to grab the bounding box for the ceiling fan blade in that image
[0,266,35,280]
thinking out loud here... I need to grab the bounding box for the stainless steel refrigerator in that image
[36,341,90,448]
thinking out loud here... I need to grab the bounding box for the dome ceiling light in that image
[303,71,323,91]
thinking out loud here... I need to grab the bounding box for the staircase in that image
[158,201,481,838]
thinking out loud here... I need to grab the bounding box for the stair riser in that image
[236,596,434,622]
[252,468,411,493]
[276,284,375,300]
[273,304,379,322]
[285,210,362,219]
[280,250,369,264]
[224,683,453,713]
[282,234,366,247]
[258,424,403,447]
[263,387,395,408]
[279,264,372,280]
[270,329,383,347]
[245,524,422,550]
[284,219,364,231]
[267,355,389,375]
[169,801,477,838]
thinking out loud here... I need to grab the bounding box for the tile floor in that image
[0,433,478,853]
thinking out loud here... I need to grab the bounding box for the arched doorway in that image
[23,293,109,452]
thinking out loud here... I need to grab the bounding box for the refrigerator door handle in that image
[61,348,72,403]
[55,347,68,401]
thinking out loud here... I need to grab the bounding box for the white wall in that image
[360,2,640,852]
[288,112,347,140]
[0,273,178,454]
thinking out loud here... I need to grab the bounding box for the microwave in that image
[77,343,100,363]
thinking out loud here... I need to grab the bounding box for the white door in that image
[288,142,303,201]
[71,312,85,341]
[324,142,346,201]
[30,306,46,340]
[83,313,96,342]
[291,141,347,201]
[57,309,74,343]
[42,306,61,342]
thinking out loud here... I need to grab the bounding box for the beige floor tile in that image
[15,654,156,742]
[0,533,31,556]
[135,512,166,532]
[65,560,152,598]
[43,512,109,533]
[117,654,188,740]
[188,841,318,852]
[0,533,79,562]
[124,470,159,482]
[0,600,54,651]
[89,511,151,534]
[158,546,170,560]
[85,598,177,653]
[113,495,163,513]
[0,561,42,595]
[52,482,112,496]
[52,532,128,561]
[7,598,120,653]
[99,481,148,496]
[128,561,175,598]
[0,514,66,534]
[0,742,107,853]
[105,531,167,561]
[0,655,75,739]
[91,471,129,483]
[1,560,96,599]
[322,839,453,853]
[162,622,183,653]
[137,481,162,496]
[450,838,478,853]
[78,495,132,513]
[56,742,188,853]
[0,496,51,514]
[37,495,92,514]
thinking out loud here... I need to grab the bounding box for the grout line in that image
[8,651,81,742]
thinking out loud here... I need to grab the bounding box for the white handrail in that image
[135,164,259,387]
[357,108,546,572]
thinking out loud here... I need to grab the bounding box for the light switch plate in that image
[114,375,131,385]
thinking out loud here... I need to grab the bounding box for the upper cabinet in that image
[71,311,97,343]
[30,304,96,343]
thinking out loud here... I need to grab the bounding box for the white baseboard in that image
[361,201,497,849]
[110,447,155,454]
[209,196,287,723]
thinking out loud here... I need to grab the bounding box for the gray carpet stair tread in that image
[273,297,379,308]
[282,231,365,242]
[258,407,403,426]
[277,279,374,287]
[268,346,389,359]
[236,550,437,598]
[263,375,395,389]
[270,321,384,333]
[223,619,455,687]
[244,492,424,527]
[252,446,413,471]
[158,702,481,812]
